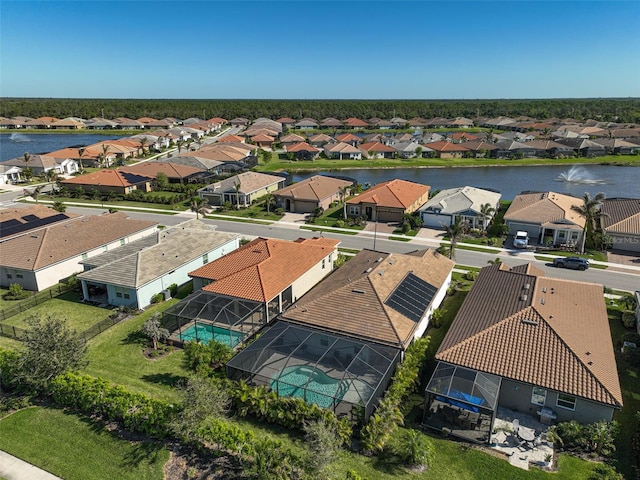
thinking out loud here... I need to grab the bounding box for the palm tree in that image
[479,203,496,233]
[541,127,551,139]
[23,152,31,170]
[441,218,464,260]
[176,139,185,153]
[263,193,275,214]
[487,257,502,265]
[44,169,58,185]
[77,147,85,172]
[572,192,606,253]
[99,144,110,168]
[234,180,242,210]
[138,137,148,156]
[338,185,350,219]
[190,196,209,219]
[30,185,43,204]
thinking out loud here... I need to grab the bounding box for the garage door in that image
[422,213,452,228]
[294,201,317,213]
[377,208,402,223]
[507,222,540,239]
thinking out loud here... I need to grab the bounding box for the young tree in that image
[303,419,339,474]
[263,192,275,214]
[234,180,242,209]
[52,201,67,213]
[441,218,465,260]
[29,185,43,204]
[14,315,87,393]
[138,136,148,156]
[338,185,351,219]
[155,172,169,190]
[99,144,110,168]
[141,313,170,350]
[77,147,85,172]
[392,429,435,468]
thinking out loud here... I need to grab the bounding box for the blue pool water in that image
[271,365,349,409]
[180,324,244,347]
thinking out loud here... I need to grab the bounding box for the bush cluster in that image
[3,283,31,301]
[361,337,430,453]
[549,420,619,457]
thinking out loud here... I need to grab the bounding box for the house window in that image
[322,259,326,269]
[120,239,125,246]
[349,206,359,215]
[202,253,208,265]
[6,272,12,279]
[82,253,88,260]
[124,293,130,299]
[329,253,333,263]
[531,387,547,406]
[16,272,23,279]
[557,393,576,411]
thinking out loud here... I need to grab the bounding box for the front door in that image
[365,206,373,220]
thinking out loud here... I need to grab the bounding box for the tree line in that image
[1,97,640,123]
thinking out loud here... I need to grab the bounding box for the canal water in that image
[0,133,126,161]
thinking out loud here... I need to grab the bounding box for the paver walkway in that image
[0,450,61,480]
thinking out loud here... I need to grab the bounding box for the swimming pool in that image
[179,323,244,347]
[270,365,349,409]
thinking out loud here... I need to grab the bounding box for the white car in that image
[513,231,529,249]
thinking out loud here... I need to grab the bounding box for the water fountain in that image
[555,165,607,185]
[9,133,30,142]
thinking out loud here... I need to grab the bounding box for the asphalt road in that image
[61,205,640,293]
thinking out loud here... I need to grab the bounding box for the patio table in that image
[518,426,535,442]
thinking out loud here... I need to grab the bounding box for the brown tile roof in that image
[347,179,430,209]
[0,212,157,271]
[359,141,396,153]
[324,142,362,154]
[280,133,306,143]
[601,198,640,235]
[344,117,369,127]
[218,134,245,143]
[424,141,469,152]
[335,133,361,143]
[436,263,622,408]
[286,142,320,153]
[249,134,275,142]
[504,191,586,229]
[274,175,352,201]
[3,155,61,169]
[189,237,339,302]
[0,205,79,241]
[62,170,153,188]
[119,162,204,179]
[283,249,454,349]
[276,117,296,124]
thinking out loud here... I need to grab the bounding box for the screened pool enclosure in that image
[161,290,266,348]
[424,362,502,443]
[226,321,402,420]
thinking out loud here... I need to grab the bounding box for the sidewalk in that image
[0,450,61,480]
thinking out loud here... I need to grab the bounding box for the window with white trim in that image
[202,253,209,265]
[556,393,576,410]
[531,387,547,406]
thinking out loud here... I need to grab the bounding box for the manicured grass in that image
[446,243,499,254]
[256,154,640,173]
[300,225,359,235]
[0,335,21,351]
[83,299,188,402]
[0,407,169,480]
[535,249,608,262]
[1,291,113,333]
[390,236,413,242]
[210,201,283,221]
[32,196,184,212]
[339,248,361,254]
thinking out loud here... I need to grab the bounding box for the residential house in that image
[0,212,158,291]
[218,134,245,143]
[359,142,397,159]
[419,186,501,229]
[346,179,430,223]
[85,118,119,130]
[425,263,622,443]
[307,133,334,148]
[592,139,640,155]
[229,118,249,127]
[600,198,640,253]
[424,141,468,159]
[393,141,423,158]
[556,138,606,157]
[250,134,275,149]
[320,118,344,129]
[274,175,353,213]
[197,171,286,207]
[457,140,498,158]
[295,118,319,130]
[323,142,362,160]
[227,248,453,419]
[492,140,538,159]
[279,133,306,147]
[524,140,576,158]
[0,205,79,242]
[23,117,59,129]
[119,162,205,184]
[0,164,22,185]
[344,117,369,129]
[61,170,154,196]
[3,154,79,176]
[504,191,586,247]
[286,142,321,160]
[77,220,240,309]
[157,156,224,175]
[114,118,144,129]
[335,133,362,145]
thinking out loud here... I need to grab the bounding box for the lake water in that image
[0,133,126,161]
[292,164,640,200]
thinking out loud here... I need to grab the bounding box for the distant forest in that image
[2,98,640,123]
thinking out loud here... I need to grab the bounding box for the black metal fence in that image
[77,312,131,344]
[0,284,74,322]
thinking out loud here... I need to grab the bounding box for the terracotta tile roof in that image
[320,118,344,127]
[504,191,586,229]
[324,142,362,154]
[47,147,93,160]
[436,264,623,408]
[62,170,153,188]
[276,117,295,124]
[249,134,276,142]
[207,117,228,124]
[601,198,640,235]
[218,134,245,143]
[0,205,79,241]
[24,117,59,126]
[286,142,320,153]
[189,237,339,302]
[347,179,430,209]
[308,133,334,143]
[335,133,361,143]
[274,175,352,201]
[424,141,469,152]
[119,162,204,179]
[283,249,454,349]
[0,212,157,271]
[280,133,306,143]
[449,132,479,141]
[344,117,369,127]
[359,141,396,153]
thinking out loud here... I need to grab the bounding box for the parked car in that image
[553,257,590,270]
[513,231,529,249]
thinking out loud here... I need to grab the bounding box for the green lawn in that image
[83,299,188,402]
[32,196,184,212]
[0,407,169,480]
[0,291,112,333]
[210,199,284,221]
[0,335,21,351]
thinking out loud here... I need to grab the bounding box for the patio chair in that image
[512,418,519,435]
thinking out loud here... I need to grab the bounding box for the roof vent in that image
[540,298,545,305]
[377,257,383,262]
[389,258,395,265]
[378,270,385,276]
[586,351,591,355]
[587,361,593,366]
[520,294,528,302]
[522,318,538,326]
[542,287,547,293]
[352,289,365,294]
[524,283,530,290]
[365,267,372,273]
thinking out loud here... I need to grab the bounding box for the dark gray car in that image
[553,257,590,270]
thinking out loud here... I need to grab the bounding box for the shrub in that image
[401,222,411,234]
[390,428,435,467]
[622,310,636,329]
[549,420,618,457]
[150,293,164,304]
[463,270,478,281]
[3,283,30,301]
[588,463,624,480]
[168,283,178,298]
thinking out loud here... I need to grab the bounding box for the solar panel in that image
[385,273,437,323]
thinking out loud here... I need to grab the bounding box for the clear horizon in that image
[1,1,639,100]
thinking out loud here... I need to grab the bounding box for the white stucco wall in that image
[414,271,453,340]
[290,248,338,303]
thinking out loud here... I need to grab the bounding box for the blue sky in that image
[1,1,639,99]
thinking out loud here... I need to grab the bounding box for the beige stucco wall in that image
[290,248,338,303]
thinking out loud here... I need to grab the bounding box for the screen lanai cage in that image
[161,290,266,348]
[424,362,502,444]
[226,321,402,421]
